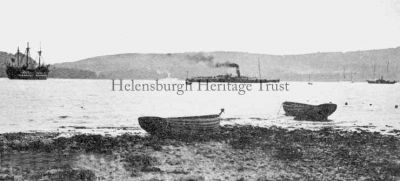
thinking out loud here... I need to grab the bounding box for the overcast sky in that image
[1,0,400,63]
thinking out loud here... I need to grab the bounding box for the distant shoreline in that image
[3,47,400,81]
[0,77,392,83]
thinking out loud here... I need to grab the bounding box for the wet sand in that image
[1,125,400,180]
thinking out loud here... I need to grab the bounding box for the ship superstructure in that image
[6,43,49,80]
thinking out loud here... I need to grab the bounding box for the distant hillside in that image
[0,51,15,66]
[0,52,12,77]
[54,47,400,81]
[48,67,97,79]
[0,51,37,67]
[2,48,400,81]
[0,51,15,77]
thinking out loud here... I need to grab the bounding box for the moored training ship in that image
[6,43,50,80]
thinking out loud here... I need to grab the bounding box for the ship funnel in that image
[215,61,240,77]
[236,67,241,77]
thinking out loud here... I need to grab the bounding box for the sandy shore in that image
[1,125,400,180]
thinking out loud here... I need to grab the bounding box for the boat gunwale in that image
[283,101,336,107]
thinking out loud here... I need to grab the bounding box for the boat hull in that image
[282,101,337,121]
[6,67,48,80]
[367,80,397,84]
[186,78,280,83]
[138,114,221,136]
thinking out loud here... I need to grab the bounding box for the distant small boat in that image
[307,74,313,85]
[282,102,337,121]
[367,76,397,84]
[138,109,224,136]
[367,61,397,84]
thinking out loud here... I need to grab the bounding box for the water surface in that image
[0,78,399,134]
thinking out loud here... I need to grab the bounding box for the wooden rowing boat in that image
[282,102,337,121]
[138,109,224,136]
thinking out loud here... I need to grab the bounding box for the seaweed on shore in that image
[0,164,95,181]
[123,153,160,176]
[31,166,96,181]
[1,126,400,180]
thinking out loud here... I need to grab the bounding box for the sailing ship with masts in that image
[366,61,397,84]
[5,43,50,80]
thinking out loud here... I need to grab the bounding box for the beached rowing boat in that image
[138,109,224,136]
[282,102,337,121]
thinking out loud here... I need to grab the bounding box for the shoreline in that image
[2,116,400,137]
[1,125,400,180]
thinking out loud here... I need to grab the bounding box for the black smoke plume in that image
[215,62,239,68]
[215,61,241,77]
[186,54,241,76]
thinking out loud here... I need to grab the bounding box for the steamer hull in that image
[186,74,279,84]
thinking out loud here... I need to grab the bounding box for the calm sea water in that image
[0,78,399,135]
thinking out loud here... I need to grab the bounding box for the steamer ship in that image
[186,60,279,84]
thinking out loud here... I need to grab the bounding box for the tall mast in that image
[373,63,376,79]
[25,42,30,67]
[343,66,346,80]
[258,58,261,79]
[38,44,42,67]
[350,72,353,82]
[16,47,20,66]
[386,60,390,75]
